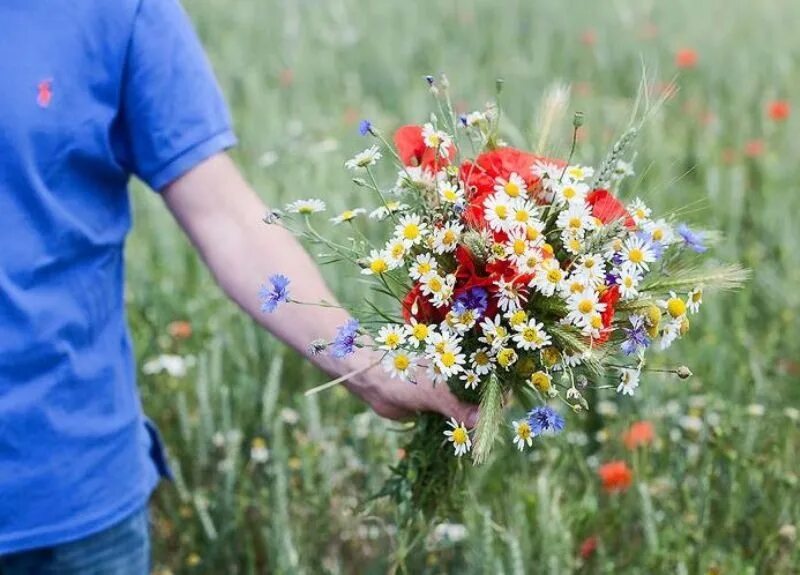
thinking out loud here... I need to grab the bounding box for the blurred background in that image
[128,0,800,572]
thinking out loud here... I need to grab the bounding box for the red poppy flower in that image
[593,285,620,344]
[393,125,455,172]
[579,536,599,559]
[622,420,655,450]
[453,246,501,318]
[401,284,446,324]
[675,48,698,69]
[768,100,790,122]
[586,189,635,229]
[598,460,633,492]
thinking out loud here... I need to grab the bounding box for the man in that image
[0,0,477,571]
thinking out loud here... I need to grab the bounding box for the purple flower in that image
[677,224,708,253]
[621,315,651,356]
[527,406,565,435]
[358,119,373,137]
[452,287,489,317]
[330,319,360,358]
[259,274,290,313]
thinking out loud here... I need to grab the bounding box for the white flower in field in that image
[463,111,486,127]
[404,318,432,347]
[531,159,563,184]
[659,318,682,350]
[469,347,495,375]
[512,318,551,351]
[556,200,596,236]
[565,289,607,328]
[250,437,270,464]
[426,332,465,377]
[516,247,546,275]
[330,208,366,224]
[628,198,651,225]
[369,201,409,220]
[560,273,588,299]
[561,231,585,256]
[425,361,449,387]
[596,400,619,417]
[687,287,703,314]
[460,370,481,390]
[619,235,656,273]
[382,350,417,381]
[438,179,465,205]
[384,237,412,267]
[581,312,605,339]
[643,218,675,245]
[494,172,527,200]
[431,522,468,543]
[616,367,640,396]
[478,314,510,350]
[212,432,226,448]
[483,193,512,232]
[142,354,195,377]
[394,166,436,192]
[279,408,300,425]
[421,123,452,155]
[508,197,539,231]
[496,347,518,370]
[505,309,527,329]
[784,407,800,422]
[408,253,438,281]
[532,258,566,297]
[344,144,382,170]
[393,213,428,245]
[611,159,635,182]
[616,268,642,300]
[573,253,607,288]
[746,404,766,417]
[679,415,703,433]
[659,291,688,320]
[565,164,594,182]
[553,180,589,205]
[494,277,528,313]
[419,272,456,308]
[376,324,407,351]
[286,198,326,215]
[503,229,535,267]
[431,222,462,254]
[511,419,534,451]
[361,249,392,275]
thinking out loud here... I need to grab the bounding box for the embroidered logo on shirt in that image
[37,79,53,108]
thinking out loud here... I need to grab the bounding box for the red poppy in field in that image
[579,535,599,559]
[598,460,633,492]
[167,320,193,340]
[623,420,655,450]
[401,284,446,324]
[675,48,698,69]
[768,100,790,122]
[593,284,620,345]
[394,125,455,172]
[586,189,635,228]
[744,138,765,158]
[580,29,597,47]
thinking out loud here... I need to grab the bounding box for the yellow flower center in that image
[584,258,596,269]
[474,351,490,366]
[460,310,476,325]
[340,210,355,220]
[298,206,314,214]
[578,299,594,314]
[504,182,521,198]
[513,239,526,255]
[417,262,432,275]
[443,230,457,245]
[509,310,527,326]
[428,133,441,147]
[652,229,664,242]
[568,167,584,180]
[526,226,541,241]
[393,354,410,370]
[442,188,457,202]
[568,238,582,252]
[590,314,603,329]
[515,209,530,223]
[691,290,703,303]
[403,224,420,240]
[569,217,582,229]
[543,243,554,256]
[497,348,517,367]
[628,248,644,264]
[411,323,429,341]
[530,371,551,392]
[570,282,584,294]
[391,243,406,258]
[495,326,508,339]
[547,269,564,283]
[563,186,576,200]
[492,243,506,258]
[516,422,532,440]
[635,208,646,219]
[428,277,443,292]
[440,351,456,368]
[494,205,508,219]
[370,259,388,274]
[385,333,401,348]
[623,276,634,288]
[452,427,468,444]
[522,328,541,343]
[667,297,687,318]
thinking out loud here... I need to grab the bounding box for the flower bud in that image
[676,366,693,379]
[573,111,585,128]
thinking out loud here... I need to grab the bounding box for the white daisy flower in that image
[616,367,640,396]
[659,317,683,350]
[478,315,510,350]
[376,324,407,351]
[394,166,436,192]
[426,332,465,377]
[512,318,552,351]
[511,419,534,451]
[444,417,472,457]
[394,214,428,245]
[562,232,585,256]
[687,287,703,314]
[644,218,675,245]
[385,237,412,267]
[616,268,642,300]
[619,235,656,273]
[469,347,496,375]
[611,160,635,182]
[565,164,594,182]
[660,291,688,320]
[420,272,456,308]
[508,197,539,231]
[531,159,562,182]
[495,347,519,370]
[573,253,607,288]
[431,223,463,254]
[494,172,527,200]
[426,361,449,387]
[369,201,409,220]
[421,123,452,156]
[523,219,546,246]
[560,274,589,299]
[286,199,326,214]
[408,253,438,281]
[483,193,512,233]
[556,201,596,236]
[463,111,487,127]
[330,208,366,224]
[565,290,607,328]
[533,258,566,297]
[516,247,547,275]
[580,312,606,339]
[628,198,651,225]
[362,249,392,275]
[503,229,536,267]
[554,180,589,205]
[405,319,432,347]
[382,351,417,381]
[494,278,528,313]
[344,145,382,170]
[460,370,481,390]
[438,180,465,205]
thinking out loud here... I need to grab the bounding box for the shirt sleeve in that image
[121,0,237,191]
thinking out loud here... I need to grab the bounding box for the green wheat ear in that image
[472,373,504,465]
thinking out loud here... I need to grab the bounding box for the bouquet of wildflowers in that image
[261,75,745,516]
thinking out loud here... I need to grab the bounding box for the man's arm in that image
[161,152,478,425]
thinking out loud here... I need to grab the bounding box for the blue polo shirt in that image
[0,0,236,554]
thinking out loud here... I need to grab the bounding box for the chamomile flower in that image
[573,253,607,287]
[581,312,606,339]
[562,232,585,256]
[508,198,538,231]
[619,235,656,273]
[405,318,432,347]
[494,278,528,313]
[532,159,563,182]
[478,315,510,350]
[505,309,528,328]
[394,166,436,193]
[438,180,465,204]
[463,110,486,127]
[422,123,452,155]
[560,273,588,298]
[496,347,519,370]
[565,164,594,182]
[616,367,641,396]
[385,237,412,266]
[659,318,682,350]
[687,287,703,314]
[628,198,651,225]
[616,268,642,300]
[611,159,635,182]
[556,201,596,236]
[286,199,326,215]
[554,180,589,205]
[659,291,687,319]
[420,272,456,308]
[426,332,466,377]
[483,193,512,232]
[362,249,392,275]
[444,417,472,457]
[394,214,428,245]
[470,347,495,375]
[503,229,535,267]
[431,223,463,254]
[644,218,675,245]
[330,208,366,224]
[369,201,409,220]
[408,253,438,281]
[533,258,567,297]
[382,351,417,381]
[524,219,546,245]
[376,324,407,350]
[511,420,534,451]
[460,370,481,390]
[494,172,527,200]
[512,318,552,351]
[566,290,607,328]
[516,248,546,275]
[344,145,382,170]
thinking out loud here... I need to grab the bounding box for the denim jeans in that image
[0,506,150,575]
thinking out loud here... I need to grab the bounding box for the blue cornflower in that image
[621,315,651,356]
[677,224,708,253]
[527,406,565,436]
[259,274,290,313]
[330,319,360,358]
[358,119,373,137]
[452,287,489,317]
[459,114,468,127]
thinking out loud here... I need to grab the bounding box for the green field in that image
[128,0,800,572]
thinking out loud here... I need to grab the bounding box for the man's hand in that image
[161,152,478,426]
